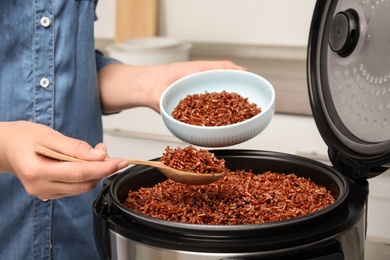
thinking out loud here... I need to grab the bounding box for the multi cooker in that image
[93,0,390,259]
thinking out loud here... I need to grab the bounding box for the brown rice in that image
[123,170,335,225]
[159,146,229,175]
[172,91,261,126]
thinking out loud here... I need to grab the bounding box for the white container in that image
[106,37,192,65]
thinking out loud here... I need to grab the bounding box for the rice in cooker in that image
[123,146,335,225]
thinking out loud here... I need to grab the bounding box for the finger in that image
[187,60,248,72]
[95,143,107,153]
[210,60,248,71]
[94,143,110,159]
[36,179,102,200]
[49,138,107,162]
[39,158,129,183]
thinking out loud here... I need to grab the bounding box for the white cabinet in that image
[95,0,316,47]
[102,111,329,158]
[367,170,390,244]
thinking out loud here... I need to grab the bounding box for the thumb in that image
[53,139,108,162]
[94,143,110,160]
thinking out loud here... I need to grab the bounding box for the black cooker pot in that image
[93,0,390,259]
[107,150,348,237]
[94,150,367,260]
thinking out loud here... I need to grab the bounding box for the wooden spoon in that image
[34,146,225,185]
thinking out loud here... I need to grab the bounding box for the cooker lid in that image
[307,0,390,179]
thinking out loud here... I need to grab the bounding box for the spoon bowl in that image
[34,146,225,185]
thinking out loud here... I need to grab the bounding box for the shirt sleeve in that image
[95,49,121,72]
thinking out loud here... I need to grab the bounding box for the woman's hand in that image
[98,60,247,113]
[0,121,129,200]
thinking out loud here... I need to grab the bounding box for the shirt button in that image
[40,78,50,88]
[40,17,51,28]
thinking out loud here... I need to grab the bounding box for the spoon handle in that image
[126,159,162,167]
[35,146,160,167]
[34,146,84,162]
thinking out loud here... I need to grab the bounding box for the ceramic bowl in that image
[160,69,275,147]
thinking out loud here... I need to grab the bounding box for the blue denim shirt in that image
[0,1,117,259]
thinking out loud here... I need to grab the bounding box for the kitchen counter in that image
[366,238,390,260]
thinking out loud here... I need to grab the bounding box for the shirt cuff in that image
[95,49,121,72]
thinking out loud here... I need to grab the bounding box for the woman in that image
[0,1,245,259]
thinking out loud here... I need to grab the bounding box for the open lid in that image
[307,0,390,179]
